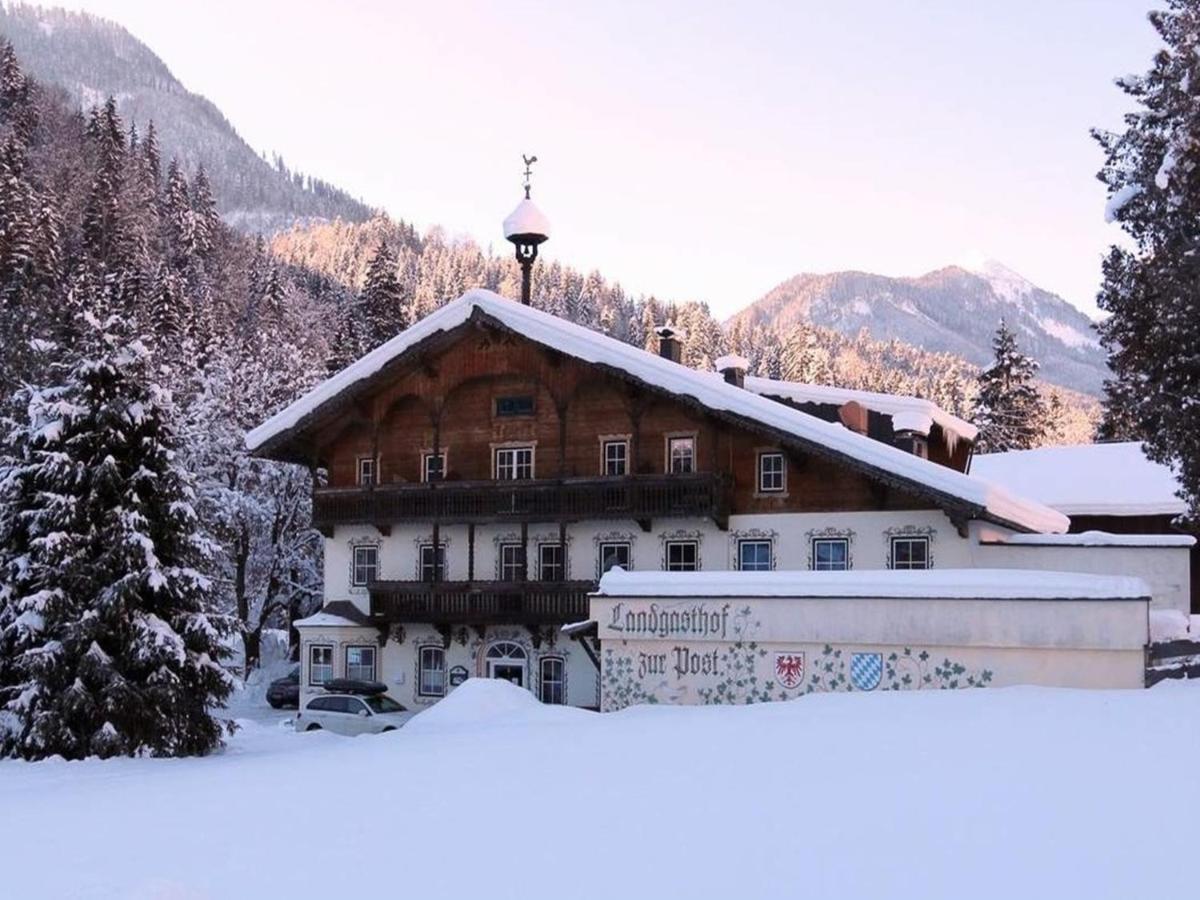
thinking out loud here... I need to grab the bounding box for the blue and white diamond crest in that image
[850,652,883,691]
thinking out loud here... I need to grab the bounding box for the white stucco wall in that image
[969,529,1191,613]
[296,623,599,710]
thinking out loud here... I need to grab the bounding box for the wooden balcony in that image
[313,473,729,532]
[369,580,594,625]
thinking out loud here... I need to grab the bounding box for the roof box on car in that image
[323,678,388,696]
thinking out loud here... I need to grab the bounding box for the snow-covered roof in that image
[292,611,365,628]
[743,375,978,442]
[596,568,1151,601]
[502,198,551,239]
[246,290,1067,533]
[971,442,1185,517]
[986,530,1195,548]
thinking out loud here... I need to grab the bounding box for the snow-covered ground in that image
[2,679,1198,900]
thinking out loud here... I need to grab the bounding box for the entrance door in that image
[485,641,528,688]
[489,663,524,686]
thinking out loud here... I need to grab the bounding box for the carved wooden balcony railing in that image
[368,580,594,625]
[313,473,729,532]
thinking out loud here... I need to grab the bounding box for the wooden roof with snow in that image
[246,290,1068,534]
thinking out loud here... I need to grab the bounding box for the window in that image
[356,457,376,486]
[351,544,379,587]
[667,436,695,474]
[419,543,445,582]
[599,542,631,575]
[418,646,446,697]
[540,657,565,705]
[345,646,376,682]
[738,540,772,571]
[423,452,445,482]
[891,536,931,570]
[758,452,785,493]
[495,395,535,417]
[309,645,333,686]
[495,446,534,480]
[812,538,850,571]
[499,543,525,581]
[665,541,699,571]
[539,543,565,581]
[603,440,629,476]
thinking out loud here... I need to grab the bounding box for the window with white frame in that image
[539,543,565,581]
[309,645,333,686]
[351,544,379,586]
[758,452,785,493]
[602,439,629,476]
[356,456,376,486]
[667,436,695,474]
[890,536,931,570]
[539,657,565,705]
[419,543,445,582]
[422,452,445,482]
[495,446,534,480]
[665,540,699,571]
[499,543,524,581]
[738,539,772,571]
[811,537,850,571]
[345,646,376,682]
[599,541,631,575]
[418,645,446,697]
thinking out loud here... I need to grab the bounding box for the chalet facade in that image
[249,290,1192,709]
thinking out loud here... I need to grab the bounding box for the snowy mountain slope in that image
[730,260,1108,395]
[0,3,373,233]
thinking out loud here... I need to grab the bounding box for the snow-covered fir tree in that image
[0,312,233,760]
[973,319,1047,452]
[1093,0,1200,519]
[359,239,407,349]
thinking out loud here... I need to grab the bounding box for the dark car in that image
[266,666,301,709]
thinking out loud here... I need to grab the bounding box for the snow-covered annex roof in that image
[971,442,1185,517]
[596,567,1151,601]
[743,376,978,444]
[246,290,1067,534]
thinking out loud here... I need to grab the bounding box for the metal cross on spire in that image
[522,153,538,199]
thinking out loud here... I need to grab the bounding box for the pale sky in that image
[54,0,1159,318]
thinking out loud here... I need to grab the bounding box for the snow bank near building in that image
[407,677,591,730]
[2,685,1198,899]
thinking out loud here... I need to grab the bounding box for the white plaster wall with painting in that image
[591,580,1151,709]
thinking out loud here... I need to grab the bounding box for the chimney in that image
[838,400,869,435]
[656,325,684,364]
[715,354,749,388]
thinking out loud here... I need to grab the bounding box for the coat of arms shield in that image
[774,652,805,689]
[850,652,883,691]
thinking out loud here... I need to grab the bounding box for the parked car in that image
[266,666,300,709]
[296,691,416,736]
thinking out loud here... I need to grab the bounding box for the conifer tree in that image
[359,240,406,349]
[973,319,1047,452]
[780,322,834,384]
[1093,0,1200,517]
[0,312,233,760]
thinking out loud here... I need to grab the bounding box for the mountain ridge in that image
[0,2,374,232]
[728,260,1107,395]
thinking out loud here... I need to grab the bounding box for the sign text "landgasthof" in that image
[606,601,731,640]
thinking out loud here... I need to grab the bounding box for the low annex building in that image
[248,290,1192,709]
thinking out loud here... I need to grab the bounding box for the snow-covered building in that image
[973,442,1198,613]
[248,291,1191,708]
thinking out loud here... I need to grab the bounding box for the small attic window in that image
[496,395,535,417]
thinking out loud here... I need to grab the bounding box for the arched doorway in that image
[486,641,527,687]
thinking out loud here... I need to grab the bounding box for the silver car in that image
[296,693,416,736]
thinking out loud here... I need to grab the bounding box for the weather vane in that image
[522,153,538,199]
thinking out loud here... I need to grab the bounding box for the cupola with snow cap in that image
[505,154,550,305]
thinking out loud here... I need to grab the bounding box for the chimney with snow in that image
[656,325,684,364]
[715,354,749,388]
